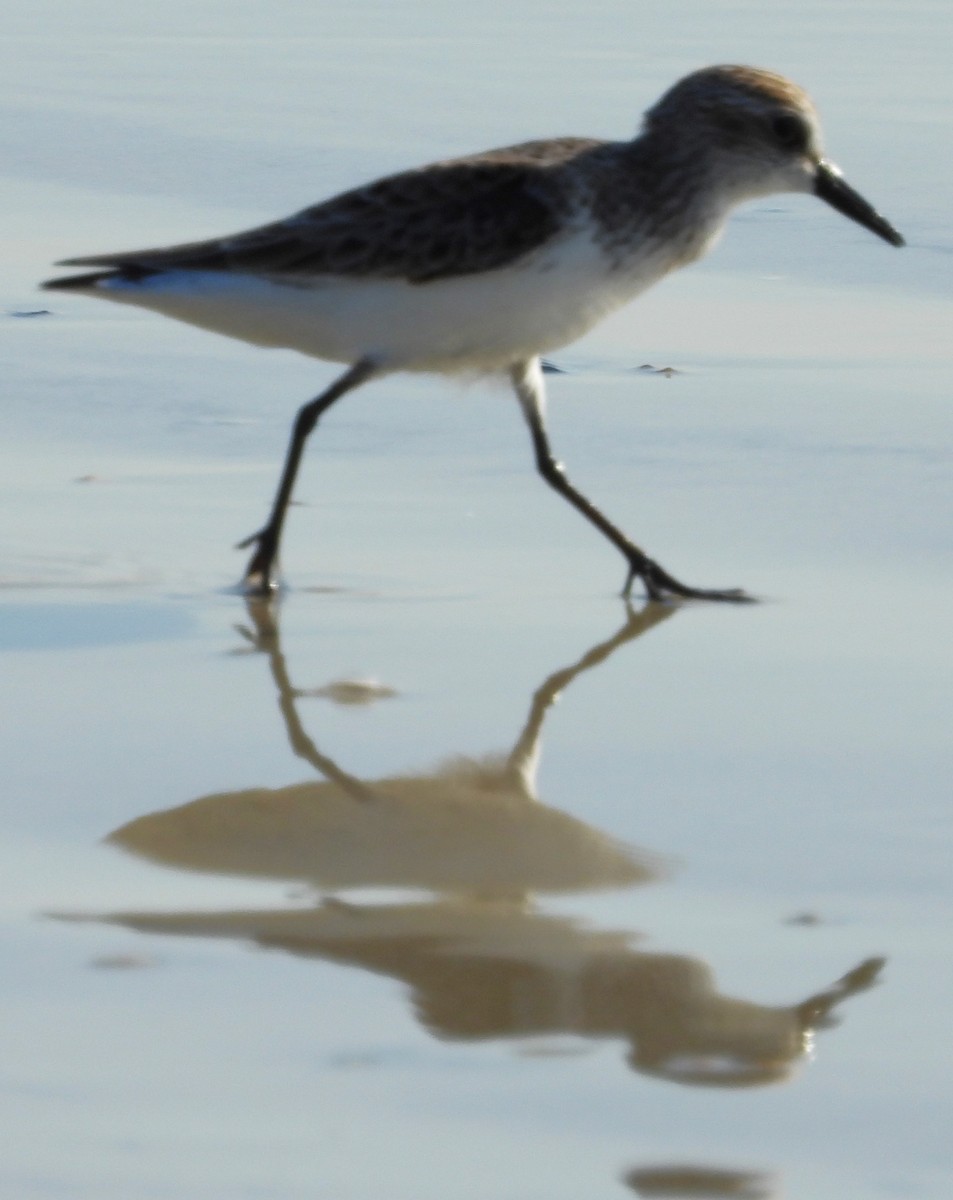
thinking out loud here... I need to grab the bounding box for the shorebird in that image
[43,65,903,599]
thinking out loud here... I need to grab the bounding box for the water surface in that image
[2,3,951,1197]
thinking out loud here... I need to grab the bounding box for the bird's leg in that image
[509,359,752,602]
[237,359,379,593]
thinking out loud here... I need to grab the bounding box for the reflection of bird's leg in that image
[505,601,678,789]
[796,956,885,1028]
[233,592,281,650]
[235,596,375,801]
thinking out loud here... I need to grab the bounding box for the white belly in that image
[84,226,678,372]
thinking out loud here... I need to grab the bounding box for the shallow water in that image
[2,3,952,1198]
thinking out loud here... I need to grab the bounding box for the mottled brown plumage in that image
[58,139,604,284]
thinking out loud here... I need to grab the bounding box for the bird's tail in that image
[41,270,120,291]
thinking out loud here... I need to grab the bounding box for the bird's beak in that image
[814,159,904,246]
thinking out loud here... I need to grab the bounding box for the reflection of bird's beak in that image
[814,159,905,247]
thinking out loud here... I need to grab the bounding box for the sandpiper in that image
[43,65,903,599]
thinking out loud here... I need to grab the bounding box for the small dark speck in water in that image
[636,363,681,377]
[626,1164,773,1198]
[74,475,102,484]
[9,309,52,318]
[301,678,399,706]
[541,359,567,374]
[784,911,825,926]
[515,1040,593,1058]
[89,953,158,970]
[328,1051,385,1068]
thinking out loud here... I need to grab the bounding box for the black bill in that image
[814,159,904,247]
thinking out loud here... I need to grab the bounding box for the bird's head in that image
[643,65,904,247]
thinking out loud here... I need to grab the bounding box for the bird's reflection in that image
[111,598,670,896]
[96,598,883,1089]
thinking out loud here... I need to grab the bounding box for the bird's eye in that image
[771,113,809,152]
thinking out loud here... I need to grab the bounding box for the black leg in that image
[238,359,379,593]
[509,358,751,602]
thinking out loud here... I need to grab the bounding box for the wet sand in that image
[2,4,952,1197]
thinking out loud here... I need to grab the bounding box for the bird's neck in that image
[583,135,735,273]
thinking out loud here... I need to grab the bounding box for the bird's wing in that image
[58,139,600,285]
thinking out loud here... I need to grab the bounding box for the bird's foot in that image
[624,556,754,604]
[236,526,280,595]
